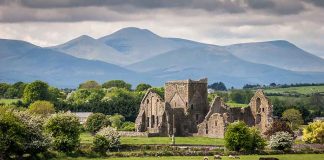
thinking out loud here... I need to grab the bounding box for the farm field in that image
[54,154,324,160]
[0,98,20,105]
[80,132,224,145]
[225,102,248,108]
[263,85,324,95]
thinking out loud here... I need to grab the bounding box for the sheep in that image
[229,155,240,159]
[214,154,222,159]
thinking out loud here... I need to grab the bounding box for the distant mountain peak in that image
[103,27,159,39]
[72,35,95,41]
[267,40,296,48]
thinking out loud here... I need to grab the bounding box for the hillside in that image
[1,27,324,88]
[0,39,146,88]
[225,40,324,72]
[127,46,324,87]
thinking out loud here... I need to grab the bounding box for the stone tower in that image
[249,89,273,133]
[164,78,209,136]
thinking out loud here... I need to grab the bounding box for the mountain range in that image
[1,27,324,88]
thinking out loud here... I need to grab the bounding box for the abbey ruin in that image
[135,78,273,138]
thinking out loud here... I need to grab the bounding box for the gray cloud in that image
[0,0,314,23]
[0,0,323,58]
[304,0,324,7]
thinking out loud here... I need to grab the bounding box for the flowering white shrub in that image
[14,111,50,153]
[269,131,293,150]
[93,126,120,154]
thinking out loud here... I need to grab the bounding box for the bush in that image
[0,110,27,159]
[120,121,135,131]
[225,121,266,152]
[109,114,125,129]
[28,100,55,116]
[265,119,294,138]
[249,127,266,151]
[85,113,110,134]
[14,111,50,155]
[302,121,324,144]
[0,110,49,159]
[93,127,120,154]
[224,121,251,151]
[269,131,294,150]
[45,112,81,152]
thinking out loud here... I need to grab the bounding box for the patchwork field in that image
[263,85,324,95]
[54,154,324,160]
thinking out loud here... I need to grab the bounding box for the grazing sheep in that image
[229,155,240,159]
[203,156,209,160]
[214,154,222,159]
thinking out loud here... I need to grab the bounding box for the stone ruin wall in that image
[135,79,273,138]
[196,89,273,138]
[135,90,168,135]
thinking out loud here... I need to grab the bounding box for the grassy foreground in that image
[80,132,224,145]
[54,154,324,160]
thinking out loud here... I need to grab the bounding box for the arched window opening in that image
[205,123,208,134]
[151,115,155,128]
[256,98,261,113]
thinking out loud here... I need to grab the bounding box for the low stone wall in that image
[118,131,148,137]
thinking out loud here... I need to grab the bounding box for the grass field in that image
[0,98,20,105]
[263,86,324,95]
[54,154,324,160]
[225,102,248,108]
[80,132,224,145]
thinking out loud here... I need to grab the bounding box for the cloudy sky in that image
[0,0,324,58]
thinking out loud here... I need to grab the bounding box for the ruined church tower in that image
[164,78,209,136]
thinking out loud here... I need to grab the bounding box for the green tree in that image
[45,112,81,152]
[229,90,253,104]
[109,114,125,129]
[208,82,227,91]
[12,82,26,98]
[150,87,165,98]
[135,83,152,92]
[23,80,50,105]
[271,97,287,117]
[282,108,304,130]
[104,88,141,121]
[224,121,251,151]
[85,113,110,134]
[120,121,135,131]
[302,121,324,144]
[0,83,10,98]
[4,87,19,98]
[78,80,101,89]
[0,110,26,159]
[249,127,266,151]
[68,89,91,105]
[28,100,55,116]
[102,80,131,90]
